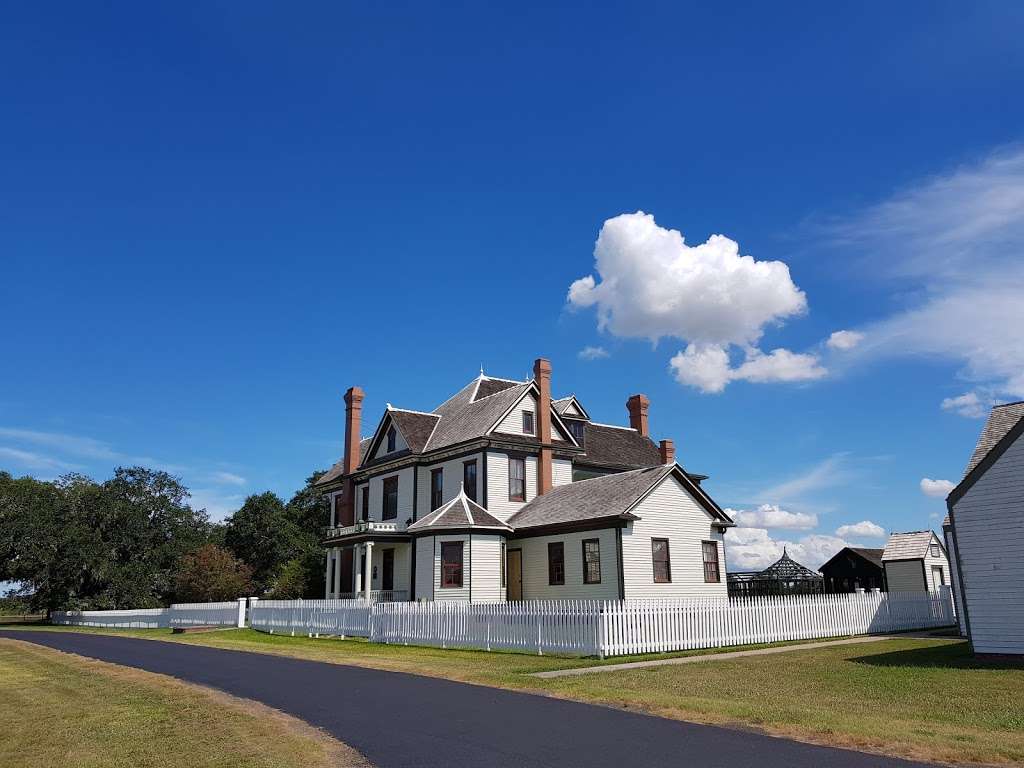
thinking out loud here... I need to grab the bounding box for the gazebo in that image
[727,548,824,597]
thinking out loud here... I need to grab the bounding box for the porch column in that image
[332,547,342,597]
[363,541,374,600]
[324,550,332,598]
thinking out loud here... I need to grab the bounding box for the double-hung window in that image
[522,410,535,435]
[430,468,443,510]
[382,476,399,519]
[582,538,601,584]
[702,541,720,583]
[652,538,672,583]
[441,542,463,588]
[360,486,369,521]
[548,542,565,585]
[509,457,525,502]
[463,460,477,502]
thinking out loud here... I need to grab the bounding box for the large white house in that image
[945,401,1024,657]
[316,358,734,603]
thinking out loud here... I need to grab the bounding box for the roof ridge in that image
[389,406,440,417]
[993,399,1024,408]
[588,421,636,431]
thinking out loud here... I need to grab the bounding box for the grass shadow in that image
[850,640,1024,671]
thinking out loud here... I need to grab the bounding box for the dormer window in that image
[386,427,397,453]
[567,420,585,442]
[522,410,535,435]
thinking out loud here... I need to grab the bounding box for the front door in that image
[382,548,394,591]
[507,549,523,600]
[931,566,945,588]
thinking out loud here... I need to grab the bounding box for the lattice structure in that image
[727,547,824,597]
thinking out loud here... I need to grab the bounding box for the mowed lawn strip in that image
[10,627,1024,765]
[0,638,369,768]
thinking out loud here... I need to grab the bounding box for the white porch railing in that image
[329,589,408,602]
[324,520,402,539]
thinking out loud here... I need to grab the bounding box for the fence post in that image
[236,598,247,628]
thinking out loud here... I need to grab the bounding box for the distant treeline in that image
[0,466,328,612]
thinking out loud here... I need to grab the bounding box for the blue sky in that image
[3,2,1023,569]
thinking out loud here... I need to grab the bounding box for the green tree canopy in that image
[173,544,254,602]
[223,491,300,592]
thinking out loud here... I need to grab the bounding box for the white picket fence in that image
[248,589,954,658]
[249,599,373,637]
[52,600,245,629]
[51,608,171,629]
[168,601,243,628]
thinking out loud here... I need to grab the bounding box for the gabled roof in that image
[552,395,590,420]
[507,463,733,531]
[361,407,440,464]
[947,401,1024,508]
[407,488,512,534]
[425,379,533,451]
[577,422,662,469]
[882,531,943,561]
[819,546,884,571]
[316,437,372,486]
[963,401,1024,476]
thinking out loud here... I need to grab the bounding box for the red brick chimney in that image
[534,358,553,495]
[659,439,675,465]
[340,386,364,526]
[626,394,650,437]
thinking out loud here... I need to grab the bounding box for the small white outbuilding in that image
[881,531,950,593]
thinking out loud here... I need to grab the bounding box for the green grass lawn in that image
[9,626,1024,765]
[0,638,368,768]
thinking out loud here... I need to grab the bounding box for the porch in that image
[324,538,412,601]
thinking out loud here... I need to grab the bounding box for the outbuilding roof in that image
[963,401,1024,477]
[882,531,942,561]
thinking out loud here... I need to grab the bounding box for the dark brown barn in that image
[819,547,885,593]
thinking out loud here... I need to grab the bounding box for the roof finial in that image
[479,363,484,377]
[782,545,788,557]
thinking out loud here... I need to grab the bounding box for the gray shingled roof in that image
[882,531,939,561]
[474,378,520,400]
[963,401,1024,477]
[425,379,533,451]
[407,490,511,533]
[388,409,440,453]
[508,465,674,529]
[577,423,663,469]
[316,437,372,486]
[849,547,884,568]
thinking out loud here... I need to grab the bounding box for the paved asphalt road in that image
[2,630,934,768]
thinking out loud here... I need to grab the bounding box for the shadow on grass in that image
[850,640,1024,671]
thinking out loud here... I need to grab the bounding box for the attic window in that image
[387,427,397,453]
[929,543,940,558]
[567,420,585,442]
[522,410,535,435]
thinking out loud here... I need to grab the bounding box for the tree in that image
[223,492,299,592]
[0,467,214,611]
[173,544,254,602]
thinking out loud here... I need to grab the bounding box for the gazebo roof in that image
[756,548,822,581]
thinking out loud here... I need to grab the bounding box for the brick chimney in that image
[626,394,650,437]
[340,386,364,526]
[659,439,675,465]
[534,358,553,495]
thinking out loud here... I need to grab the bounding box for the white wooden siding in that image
[416,453,484,517]
[511,529,620,601]
[369,543,411,594]
[432,534,471,602]
[561,402,583,417]
[469,535,506,602]
[364,467,414,526]
[496,391,538,435]
[922,537,950,592]
[884,560,926,592]
[952,430,1024,654]
[371,419,408,460]
[415,537,434,601]
[552,458,573,487]
[485,451,537,522]
[621,474,727,599]
[944,527,967,636]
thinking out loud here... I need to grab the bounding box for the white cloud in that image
[209,471,247,486]
[570,211,818,393]
[0,425,186,472]
[0,447,82,473]
[835,520,886,539]
[727,503,817,530]
[577,345,609,361]
[920,477,956,498]
[188,488,245,521]
[724,527,849,571]
[824,146,1024,409]
[826,330,864,351]
[940,392,993,419]
[669,344,826,394]
[757,454,852,503]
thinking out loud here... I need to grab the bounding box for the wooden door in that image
[506,549,523,601]
[382,548,394,591]
[931,566,945,588]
